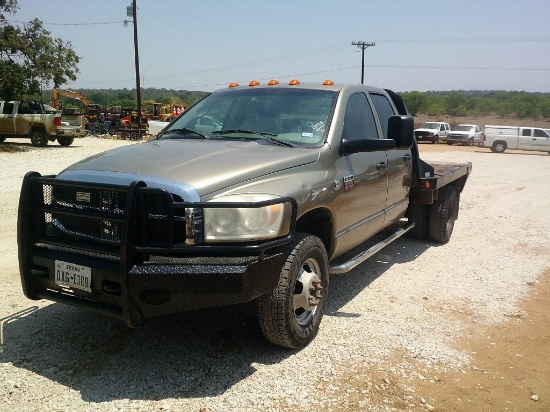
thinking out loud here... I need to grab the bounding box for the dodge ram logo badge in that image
[343,175,355,191]
[76,192,91,202]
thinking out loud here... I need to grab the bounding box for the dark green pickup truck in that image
[18,80,471,348]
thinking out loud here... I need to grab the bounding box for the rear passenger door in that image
[369,92,412,224]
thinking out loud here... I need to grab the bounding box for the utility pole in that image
[126,1,142,137]
[351,41,375,84]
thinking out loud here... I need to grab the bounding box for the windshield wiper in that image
[211,129,295,147]
[212,129,278,137]
[262,136,296,147]
[161,127,209,139]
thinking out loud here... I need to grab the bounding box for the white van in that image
[482,125,550,153]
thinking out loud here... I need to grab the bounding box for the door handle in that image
[376,162,387,170]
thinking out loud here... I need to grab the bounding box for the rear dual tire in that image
[408,185,459,244]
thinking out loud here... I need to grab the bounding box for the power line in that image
[8,19,126,26]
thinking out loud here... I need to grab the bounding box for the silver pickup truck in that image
[18,81,472,348]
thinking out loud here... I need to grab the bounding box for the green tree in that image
[400,91,427,116]
[425,95,446,117]
[0,1,80,100]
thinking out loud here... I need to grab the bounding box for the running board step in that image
[328,222,415,275]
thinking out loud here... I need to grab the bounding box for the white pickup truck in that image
[0,101,85,147]
[446,124,482,146]
[414,121,450,144]
[482,125,550,154]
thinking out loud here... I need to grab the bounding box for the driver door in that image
[332,93,388,255]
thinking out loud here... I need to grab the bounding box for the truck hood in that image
[59,139,320,197]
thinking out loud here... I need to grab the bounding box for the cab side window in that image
[534,129,547,137]
[369,93,395,138]
[2,102,14,114]
[522,129,532,137]
[342,93,379,142]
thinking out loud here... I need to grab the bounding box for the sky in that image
[9,0,550,93]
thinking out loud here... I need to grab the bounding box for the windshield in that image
[157,87,337,147]
[420,122,440,129]
[454,125,474,131]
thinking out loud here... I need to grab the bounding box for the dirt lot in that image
[0,137,549,411]
[405,143,550,411]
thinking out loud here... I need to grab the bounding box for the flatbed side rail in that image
[412,161,473,191]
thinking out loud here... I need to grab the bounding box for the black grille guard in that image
[18,172,298,259]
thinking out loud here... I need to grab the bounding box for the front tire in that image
[429,185,458,244]
[57,137,74,146]
[258,233,329,349]
[30,129,48,147]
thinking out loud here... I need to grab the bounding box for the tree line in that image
[400,90,550,120]
[42,87,209,110]
[48,88,550,123]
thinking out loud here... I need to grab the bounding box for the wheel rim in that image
[495,143,505,152]
[293,258,323,326]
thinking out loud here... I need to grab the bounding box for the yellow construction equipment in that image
[51,88,90,113]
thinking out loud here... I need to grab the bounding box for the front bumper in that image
[56,127,86,138]
[415,133,434,141]
[23,245,285,326]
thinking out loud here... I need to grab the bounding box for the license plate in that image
[54,260,92,292]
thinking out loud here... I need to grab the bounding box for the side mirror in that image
[387,115,414,149]
[342,138,397,154]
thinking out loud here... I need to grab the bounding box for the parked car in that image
[414,121,450,144]
[482,125,550,153]
[447,124,482,146]
[0,100,84,146]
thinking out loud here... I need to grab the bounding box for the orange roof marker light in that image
[249,80,260,87]
[228,82,240,88]
[288,79,301,86]
[268,79,280,86]
[323,79,335,86]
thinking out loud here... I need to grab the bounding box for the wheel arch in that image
[295,207,334,257]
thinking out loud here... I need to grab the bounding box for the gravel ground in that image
[1,137,549,411]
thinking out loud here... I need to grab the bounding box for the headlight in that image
[204,194,291,242]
